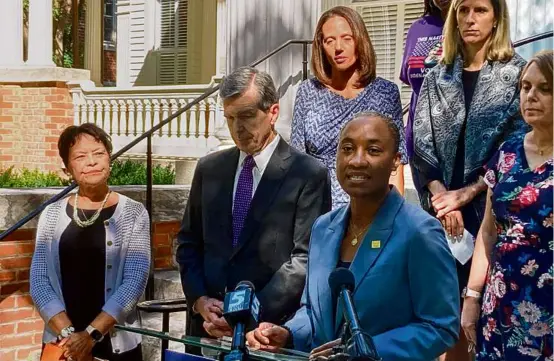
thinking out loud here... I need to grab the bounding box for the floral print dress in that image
[478,133,553,361]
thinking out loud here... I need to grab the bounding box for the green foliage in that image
[0,160,176,188]
[0,167,69,188]
[109,160,176,186]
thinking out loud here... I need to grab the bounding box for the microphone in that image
[329,268,381,361]
[222,281,261,361]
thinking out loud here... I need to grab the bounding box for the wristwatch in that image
[86,325,105,343]
[462,287,481,299]
[58,326,75,341]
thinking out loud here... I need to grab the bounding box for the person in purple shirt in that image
[400,0,451,200]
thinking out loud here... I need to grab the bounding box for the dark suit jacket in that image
[176,138,331,326]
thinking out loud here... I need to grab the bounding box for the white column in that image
[27,0,55,67]
[0,0,24,66]
[116,1,131,87]
[215,0,227,76]
[85,0,103,85]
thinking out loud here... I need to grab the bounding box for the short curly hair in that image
[58,123,112,168]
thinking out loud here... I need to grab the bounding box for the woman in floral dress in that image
[461,50,553,361]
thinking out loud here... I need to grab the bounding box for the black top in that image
[59,203,117,357]
[451,70,480,190]
[333,259,352,327]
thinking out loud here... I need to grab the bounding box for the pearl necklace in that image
[72,191,111,228]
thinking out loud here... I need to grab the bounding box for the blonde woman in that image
[412,0,526,359]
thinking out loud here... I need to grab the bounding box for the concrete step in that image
[140,270,188,361]
[154,270,185,300]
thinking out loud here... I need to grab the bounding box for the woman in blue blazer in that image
[246,111,460,361]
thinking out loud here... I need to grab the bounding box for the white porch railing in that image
[68,79,228,160]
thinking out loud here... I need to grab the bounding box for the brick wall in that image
[103,50,117,85]
[0,83,74,173]
[0,229,42,361]
[0,221,179,360]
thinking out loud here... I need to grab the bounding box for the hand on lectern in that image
[246,322,290,351]
[309,338,341,360]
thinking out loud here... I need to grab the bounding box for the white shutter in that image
[351,1,424,111]
[355,4,399,82]
[159,0,188,85]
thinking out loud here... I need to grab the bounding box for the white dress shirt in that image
[232,134,281,207]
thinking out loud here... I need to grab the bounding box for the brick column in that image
[0,230,44,361]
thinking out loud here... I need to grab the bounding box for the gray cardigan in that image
[30,194,151,353]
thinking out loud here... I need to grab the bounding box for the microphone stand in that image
[220,322,249,361]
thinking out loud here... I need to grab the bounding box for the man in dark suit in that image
[176,66,331,353]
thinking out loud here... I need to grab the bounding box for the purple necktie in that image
[232,155,255,247]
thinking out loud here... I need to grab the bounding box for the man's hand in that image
[195,296,232,338]
[309,339,341,360]
[432,187,476,219]
[62,331,94,361]
[246,322,290,351]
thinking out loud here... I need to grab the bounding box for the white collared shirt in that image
[232,134,281,206]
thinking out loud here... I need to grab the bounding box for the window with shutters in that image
[158,0,188,85]
[350,1,424,108]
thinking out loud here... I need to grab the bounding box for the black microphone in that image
[222,281,261,361]
[329,268,381,361]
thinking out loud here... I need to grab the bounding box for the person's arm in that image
[102,208,151,323]
[257,166,331,321]
[399,23,416,86]
[30,206,70,331]
[175,158,208,309]
[467,188,496,293]
[290,82,308,153]
[283,283,314,353]
[372,217,460,361]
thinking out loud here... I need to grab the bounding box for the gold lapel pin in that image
[371,240,381,249]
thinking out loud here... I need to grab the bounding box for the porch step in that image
[140,270,187,361]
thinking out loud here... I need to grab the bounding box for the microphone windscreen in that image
[328,267,355,296]
[236,280,255,291]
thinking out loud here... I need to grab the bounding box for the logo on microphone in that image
[223,282,261,330]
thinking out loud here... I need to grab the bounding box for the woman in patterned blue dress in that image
[290,6,406,209]
[461,50,553,361]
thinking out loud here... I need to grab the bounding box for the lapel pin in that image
[371,240,381,249]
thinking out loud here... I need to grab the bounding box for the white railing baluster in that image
[127,100,136,136]
[152,99,161,137]
[103,100,112,134]
[207,97,216,137]
[144,99,153,133]
[169,98,178,137]
[118,99,127,136]
[188,97,197,138]
[160,99,170,137]
[198,100,207,138]
[136,100,145,135]
[178,99,187,137]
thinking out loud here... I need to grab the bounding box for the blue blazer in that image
[285,188,460,361]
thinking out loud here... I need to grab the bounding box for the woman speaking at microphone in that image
[246,112,460,361]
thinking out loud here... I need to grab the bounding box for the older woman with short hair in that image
[291,6,407,209]
[31,123,150,361]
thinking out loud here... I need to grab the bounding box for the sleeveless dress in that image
[477,133,553,361]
